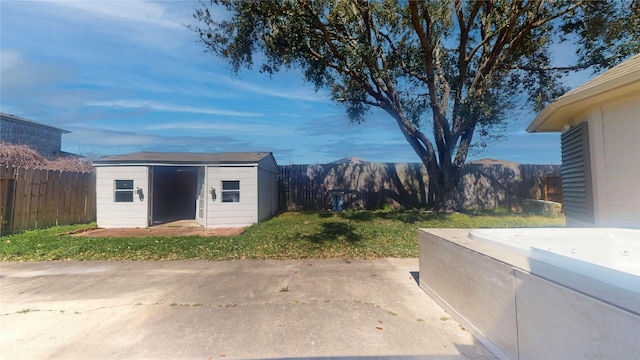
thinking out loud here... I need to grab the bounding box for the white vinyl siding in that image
[96,166,148,228]
[257,154,280,222]
[207,166,258,227]
[257,166,279,222]
[601,100,640,228]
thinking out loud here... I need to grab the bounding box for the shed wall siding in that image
[601,100,640,228]
[96,166,149,228]
[206,166,258,227]
[258,167,279,222]
[258,154,280,173]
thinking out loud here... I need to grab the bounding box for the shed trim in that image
[93,151,273,166]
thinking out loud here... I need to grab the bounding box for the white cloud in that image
[0,49,23,73]
[43,0,187,29]
[64,126,284,156]
[0,49,73,100]
[147,121,295,136]
[85,99,263,117]
[2,1,195,58]
[296,109,398,136]
[209,73,331,103]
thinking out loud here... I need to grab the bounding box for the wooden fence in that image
[279,162,561,211]
[1,167,96,234]
[455,163,561,210]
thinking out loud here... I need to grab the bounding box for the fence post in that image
[1,167,16,234]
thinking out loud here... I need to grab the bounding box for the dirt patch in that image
[73,227,244,238]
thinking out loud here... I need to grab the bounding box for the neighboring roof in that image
[0,113,70,134]
[527,53,640,132]
[330,157,367,165]
[468,158,520,166]
[93,151,274,165]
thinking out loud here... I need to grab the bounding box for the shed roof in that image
[93,151,274,165]
[527,53,640,132]
[0,113,70,134]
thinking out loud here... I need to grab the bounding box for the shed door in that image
[196,166,206,226]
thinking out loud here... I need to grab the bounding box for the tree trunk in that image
[433,176,459,213]
[425,159,460,213]
[384,106,462,213]
[429,165,460,214]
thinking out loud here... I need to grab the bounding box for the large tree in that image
[191,0,639,212]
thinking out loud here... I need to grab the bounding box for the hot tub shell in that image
[418,228,640,360]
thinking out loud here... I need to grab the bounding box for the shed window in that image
[114,180,134,203]
[221,181,240,202]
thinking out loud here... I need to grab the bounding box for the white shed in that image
[93,152,279,228]
[528,54,640,228]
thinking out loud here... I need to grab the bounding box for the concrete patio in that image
[0,259,495,359]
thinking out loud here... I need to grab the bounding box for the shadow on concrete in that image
[410,271,420,286]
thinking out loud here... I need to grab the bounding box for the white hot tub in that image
[418,227,640,360]
[468,227,640,295]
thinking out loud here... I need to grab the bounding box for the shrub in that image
[0,143,93,172]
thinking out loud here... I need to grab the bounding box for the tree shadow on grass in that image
[338,209,443,224]
[338,211,374,222]
[302,222,362,244]
[318,212,336,219]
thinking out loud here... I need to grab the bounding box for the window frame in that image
[221,180,240,203]
[114,179,135,203]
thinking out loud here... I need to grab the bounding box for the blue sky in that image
[1,1,591,165]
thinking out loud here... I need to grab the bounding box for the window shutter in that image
[560,122,594,223]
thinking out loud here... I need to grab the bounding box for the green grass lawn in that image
[0,209,565,262]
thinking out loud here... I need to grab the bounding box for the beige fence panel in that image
[280,162,560,211]
[455,163,561,211]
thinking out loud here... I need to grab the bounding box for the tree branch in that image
[409,1,451,168]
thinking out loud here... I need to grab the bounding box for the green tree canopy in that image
[191,0,639,211]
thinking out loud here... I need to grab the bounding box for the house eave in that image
[527,54,640,133]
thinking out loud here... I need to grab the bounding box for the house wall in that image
[96,166,149,228]
[0,118,63,157]
[591,98,640,228]
[562,94,640,228]
[206,165,258,228]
